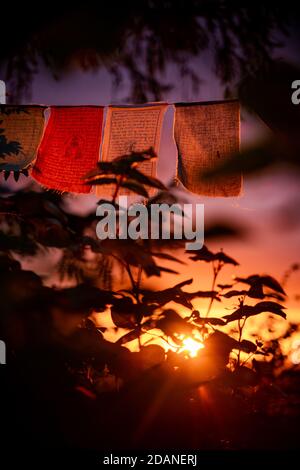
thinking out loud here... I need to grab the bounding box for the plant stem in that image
[237,319,242,367]
[237,299,246,367]
[125,263,137,295]
[112,175,124,203]
[205,260,221,318]
[136,264,143,292]
[125,262,144,350]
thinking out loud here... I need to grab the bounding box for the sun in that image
[180,337,204,358]
[290,339,300,365]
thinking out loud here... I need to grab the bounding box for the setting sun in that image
[181,337,204,358]
[290,340,300,365]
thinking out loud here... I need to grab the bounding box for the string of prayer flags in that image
[1,100,242,197]
[0,105,46,181]
[32,106,104,193]
[98,103,168,196]
[174,100,241,197]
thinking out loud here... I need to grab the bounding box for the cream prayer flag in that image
[98,103,167,196]
[0,105,46,173]
[174,100,241,197]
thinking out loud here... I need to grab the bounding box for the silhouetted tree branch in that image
[1,2,291,101]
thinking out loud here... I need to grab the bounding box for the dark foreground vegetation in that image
[1,151,300,454]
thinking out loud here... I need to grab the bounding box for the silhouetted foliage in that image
[0,107,31,182]
[1,149,300,453]
[0,123,22,159]
[0,3,292,102]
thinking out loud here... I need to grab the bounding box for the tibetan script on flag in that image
[0,105,45,172]
[32,106,104,193]
[99,103,167,195]
[174,100,241,197]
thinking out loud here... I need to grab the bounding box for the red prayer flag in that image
[32,106,104,193]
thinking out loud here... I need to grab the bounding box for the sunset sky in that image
[5,30,299,324]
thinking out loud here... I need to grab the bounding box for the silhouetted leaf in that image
[193,316,226,326]
[239,339,257,353]
[188,245,215,262]
[127,168,166,190]
[189,245,239,265]
[121,179,149,197]
[157,265,179,275]
[138,345,165,369]
[111,309,137,329]
[247,283,265,299]
[205,330,257,355]
[116,327,142,345]
[111,296,138,328]
[224,367,259,388]
[223,301,286,323]
[85,149,159,188]
[223,279,285,300]
[141,279,203,310]
[215,252,239,266]
[53,284,115,315]
[185,290,220,301]
[85,176,118,185]
[235,274,286,295]
[254,301,287,317]
[223,289,248,298]
[157,309,193,336]
[172,279,193,289]
[115,147,156,165]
